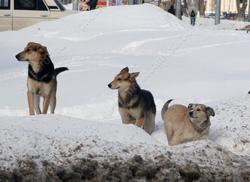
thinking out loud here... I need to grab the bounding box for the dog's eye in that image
[197,108,201,111]
[26,48,30,52]
[33,48,37,51]
[117,78,121,81]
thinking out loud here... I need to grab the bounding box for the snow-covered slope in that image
[0,115,160,169]
[0,115,249,181]
[0,4,249,177]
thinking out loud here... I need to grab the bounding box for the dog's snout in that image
[108,83,112,88]
[189,111,193,117]
[15,54,20,60]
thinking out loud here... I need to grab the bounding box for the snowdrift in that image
[0,115,249,181]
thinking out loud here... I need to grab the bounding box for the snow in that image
[0,115,162,170]
[192,16,249,30]
[0,4,250,170]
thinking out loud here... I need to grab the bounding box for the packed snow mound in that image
[210,96,250,156]
[0,115,160,170]
[0,4,187,72]
[190,16,250,31]
[1,115,249,175]
[22,4,186,38]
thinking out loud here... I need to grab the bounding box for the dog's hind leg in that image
[50,95,56,114]
[42,95,51,114]
[143,112,155,134]
[164,122,175,145]
[33,94,41,114]
[135,118,144,128]
[49,88,57,114]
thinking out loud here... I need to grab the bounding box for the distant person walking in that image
[79,0,90,11]
[79,0,98,11]
[190,10,196,26]
[89,0,98,10]
[168,5,175,16]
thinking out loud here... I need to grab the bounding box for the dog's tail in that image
[161,99,173,120]
[54,67,69,77]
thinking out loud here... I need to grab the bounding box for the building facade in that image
[206,0,249,14]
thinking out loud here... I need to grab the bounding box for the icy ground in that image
[0,4,249,180]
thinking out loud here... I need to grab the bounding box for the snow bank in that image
[0,115,161,170]
[27,4,186,36]
[192,16,249,31]
[210,96,250,156]
[0,115,249,181]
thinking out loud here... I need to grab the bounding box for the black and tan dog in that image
[16,42,68,115]
[108,67,156,134]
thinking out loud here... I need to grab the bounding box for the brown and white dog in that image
[161,99,215,145]
[108,67,156,134]
[16,42,68,115]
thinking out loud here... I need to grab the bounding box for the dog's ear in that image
[43,46,49,55]
[26,42,35,50]
[27,42,34,46]
[188,104,193,109]
[120,67,129,73]
[130,72,139,80]
[38,46,49,55]
[206,107,215,117]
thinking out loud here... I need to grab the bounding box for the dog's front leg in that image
[42,95,51,114]
[135,118,144,128]
[119,108,135,124]
[27,91,35,115]
[33,94,41,114]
